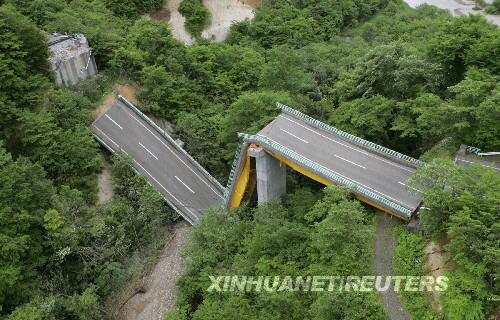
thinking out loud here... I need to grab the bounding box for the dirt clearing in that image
[152,0,256,44]
[97,154,113,204]
[201,0,256,42]
[374,213,409,320]
[116,221,192,320]
[92,83,139,120]
[425,241,455,315]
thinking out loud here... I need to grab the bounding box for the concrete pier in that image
[48,33,98,86]
[248,146,286,204]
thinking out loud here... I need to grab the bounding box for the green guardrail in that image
[465,145,481,155]
[276,102,426,169]
[239,133,414,218]
[118,95,225,194]
[91,131,194,225]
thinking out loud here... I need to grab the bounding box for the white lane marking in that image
[287,149,415,209]
[175,175,196,194]
[121,105,223,199]
[139,142,158,160]
[94,126,119,148]
[457,159,500,171]
[142,178,197,224]
[398,181,423,194]
[133,160,185,206]
[280,128,309,143]
[105,114,123,130]
[95,125,199,222]
[279,114,414,173]
[334,155,366,169]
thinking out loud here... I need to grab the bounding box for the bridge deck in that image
[257,113,422,214]
[92,99,224,224]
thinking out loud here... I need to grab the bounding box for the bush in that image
[485,0,500,13]
[178,0,210,38]
[105,0,163,18]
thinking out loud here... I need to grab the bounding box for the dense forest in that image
[0,0,498,319]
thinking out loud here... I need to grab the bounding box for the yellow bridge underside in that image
[228,147,410,221]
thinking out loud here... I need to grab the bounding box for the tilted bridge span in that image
[93,97,423,224]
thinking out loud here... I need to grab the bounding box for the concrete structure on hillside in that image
[248,146,287,204]
[48,33,97,86]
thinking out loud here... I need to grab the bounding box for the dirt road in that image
[404,0,500,26]
[374,214,410,320]
[117,221,192,320]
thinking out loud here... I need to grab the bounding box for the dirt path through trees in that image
[117,221,192,320]
[374,214,410,320]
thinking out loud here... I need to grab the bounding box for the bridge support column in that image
[248,146,286,204]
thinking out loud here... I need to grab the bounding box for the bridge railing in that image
[276,102,426,169]
[92,132,196,225]
[465,145,481,155]
[223,142,248,207]
[239,133,414,218]
[118,95,225,194]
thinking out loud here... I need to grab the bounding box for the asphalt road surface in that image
[258,113,422,213]
[92,100,224,224]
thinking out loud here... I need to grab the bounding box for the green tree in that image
[427,15,498,86]
[334,42,442,101]
[0,144,55,314]
[329,95,397,147]
[218,91,294,161]
[139,65,203,119]
[0,5,50,140]
[178,0,210,38]
[410,160,499,318]
[259,46,315,96]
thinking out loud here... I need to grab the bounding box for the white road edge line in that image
[105,114,123,130]
[139,142,159,160]
[290,149,414,209]
[457,159,500,171]
[94,125,198,222]
[334,155,366,169]
[280,128,309,143]
[175,176,196,194]
[133,160,185,206]
[398,181,423,194]
[279,114,414,173]
[120,105,224,199]
[94,126,119,148]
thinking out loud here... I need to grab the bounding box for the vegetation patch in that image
[165,186,387,319]
[1,0,499,318]
[178,0,211,38]
[393,226,440,319]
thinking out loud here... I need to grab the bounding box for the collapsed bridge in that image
[93,98,423,224]
[225,104,424,220]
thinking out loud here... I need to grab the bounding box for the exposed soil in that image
[165,0,195,45]
[116,221,192,320]
[150,7,171,21]
[201,0,255,42]
[97,154,113,204]
[374,213,410,320]
[241,0,261,9]
[92,83,139,120]
[151,0,256,44]
[424,241,455,315]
